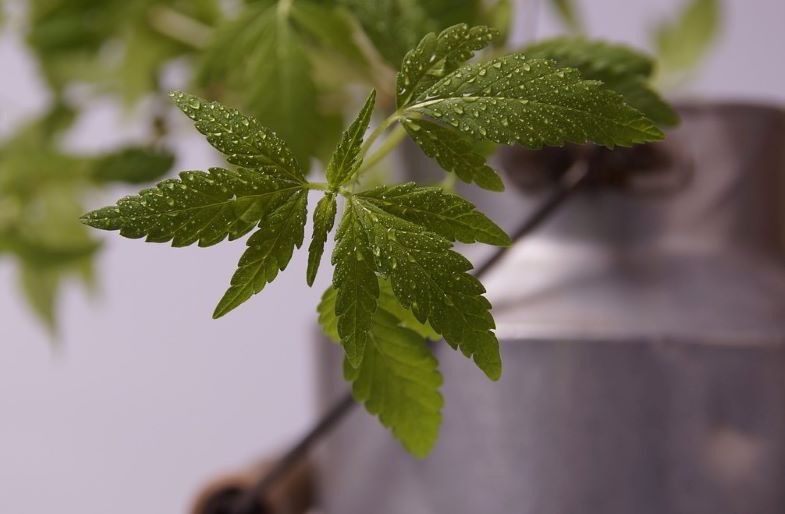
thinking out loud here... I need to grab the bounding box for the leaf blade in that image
[319,282,443,457]
[170,91,304,179]
[331,201,380,366]
[358,183,510,246]
[352,196,501,379]
[307,194,338,286]
[214,189,309,318]
[406,54,664,149]
[396,23,498,108]
[326,90,376,188]
[402,118,504,191]
[81,167,304,248]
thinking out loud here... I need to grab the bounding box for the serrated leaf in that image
[19,264,61,333]
[378,278,440,341]
[349,195,501,379]
[214,189,309,317]
[318,286,341,343]
[91,147,175,184]
[171,91,303,179]
[405,53,663,149]
[307,194,337,286]
[396,24,498,108]
[289,1,370,71]
[523,37,654,82]
[81,167,304,248]
[358,183,510,246]
[610,78,680,127]
[319,281,443,457]
[401,118,504,191]
[654,0,721,78]
[331,202,380,366]
[522,37,679,127]
[326,90,376,188]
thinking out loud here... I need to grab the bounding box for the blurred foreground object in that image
[191,458,314,514]
[313,103,785,513]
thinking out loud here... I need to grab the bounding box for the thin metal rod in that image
[234,160,591,513]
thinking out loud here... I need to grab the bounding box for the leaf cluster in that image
[83,23,669,455]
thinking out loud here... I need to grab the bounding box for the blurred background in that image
[1,0,784,512]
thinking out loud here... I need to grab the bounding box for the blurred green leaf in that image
[91,147,175,184]
[548,0,583,33]
[197,1,341,165]
[522,37,679,127]
[653,0,721,80]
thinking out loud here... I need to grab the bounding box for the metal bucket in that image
[315,103,785,514]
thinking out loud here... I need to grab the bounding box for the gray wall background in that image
[1,0,784,513]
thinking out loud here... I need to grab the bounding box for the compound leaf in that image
[404,53,663,149]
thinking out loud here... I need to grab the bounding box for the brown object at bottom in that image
[190,459,315,514]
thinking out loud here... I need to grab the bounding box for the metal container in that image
[315,103,785,514]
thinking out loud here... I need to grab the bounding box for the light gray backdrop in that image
[1,0,783,512]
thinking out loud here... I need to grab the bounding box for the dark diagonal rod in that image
[233,159,590,513]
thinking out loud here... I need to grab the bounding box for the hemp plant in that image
[82,22,672,456]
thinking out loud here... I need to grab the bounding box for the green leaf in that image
[401,118,504,191]
[307,193,337,286]
[91,147,175,184]
[19,264,61,333]
[404,53,664,148]
[326,90,376,189]
[317,286,341,343]
[522,37,679,127]
[338,0,434,66]
[358,183,510,246]
[522,37,654,83]
[331,202,380,366]
[319,282,443,457]
[214,188,309,318]
[348,195,501,379]
[654,0,721,78]
[396,24,498,108]
[81,167,305,248]
[547,0,584,33]
[171,91,303,180]
[196,2,337,164]
[378,278,440,341]
[289,1,369,71]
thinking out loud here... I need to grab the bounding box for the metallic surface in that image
[315,103,785,514]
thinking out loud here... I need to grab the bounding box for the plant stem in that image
[148,6,212,49]
[306,182,330,192]
[358,124,407,175]
[358,113,399,160]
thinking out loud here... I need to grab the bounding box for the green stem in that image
[148,6,213,49]
[358,113,399,161]
[306,182,330,192]
[358,124,407,175]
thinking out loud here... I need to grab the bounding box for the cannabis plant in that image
[81,16,677,455]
